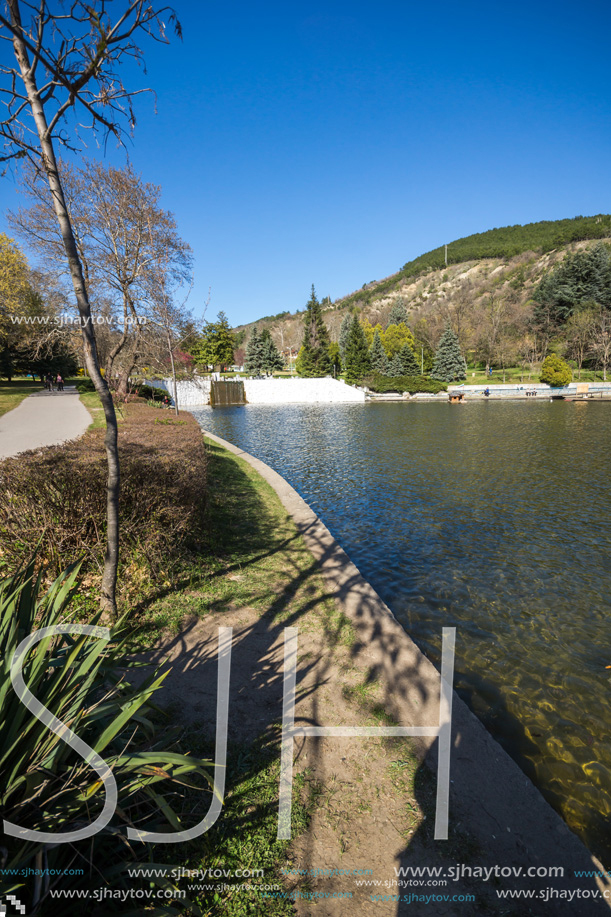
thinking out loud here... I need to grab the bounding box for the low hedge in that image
[0,403,207,606]
[136,382,170,402]
[363,373,448,394]
[74,377,96,393]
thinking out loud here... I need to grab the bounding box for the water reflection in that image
[191,401,611,857]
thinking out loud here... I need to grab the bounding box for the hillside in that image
[234,215,611,363]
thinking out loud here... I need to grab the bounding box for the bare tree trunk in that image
[168,333,179,416]
[104,294,132,383]
[10,2,119,615]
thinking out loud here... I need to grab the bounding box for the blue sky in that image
[1,0,610,326]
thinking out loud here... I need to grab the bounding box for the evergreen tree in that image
[193,311,236,370]
[344,314,371,384]
[398,342,420,375]
[533,242,611,328]
[388,299,409,326]
[387,353,404,377]
[338,311,353,362]
[369,329,389,374]
[431,326,467,382]
[296,285,332,377]
[245,325,265,374]
[260,329,284,373]
[328,342,342,375]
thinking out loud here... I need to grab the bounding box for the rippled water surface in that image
[191,401,611,855]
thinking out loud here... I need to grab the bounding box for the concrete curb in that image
[203,430,605,913]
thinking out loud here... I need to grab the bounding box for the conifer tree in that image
[338,311,353,362]
[260,329,284,373]
[388,353,404,377]
[398,342,420,375]
[296,285,332,376]
[369,328,389,374]
[328,342,342,375]
[388,299,409,326]
[431,326,467,382]
[344,314,371,384]
[245,325,265,374]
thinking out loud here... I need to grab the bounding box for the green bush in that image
[363,374,447,394]
[540,354,572,387]
[136,383,168,402]
[0,560,212,913]
[74,378,95,393]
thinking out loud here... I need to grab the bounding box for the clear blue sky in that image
[1,0,610,326]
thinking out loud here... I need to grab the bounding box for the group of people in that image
[44,372,64,392]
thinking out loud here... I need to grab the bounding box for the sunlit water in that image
[190,401,611,856]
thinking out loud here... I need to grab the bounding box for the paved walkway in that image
[0,387,92,460]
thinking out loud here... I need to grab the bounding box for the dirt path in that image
[0,387,91,459]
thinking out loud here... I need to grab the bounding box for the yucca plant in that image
[0,560,212,914]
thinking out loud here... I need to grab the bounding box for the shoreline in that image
[201,428,605,912]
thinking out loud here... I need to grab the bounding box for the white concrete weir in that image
[146,377,366,406]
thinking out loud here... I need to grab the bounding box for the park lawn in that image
[0,380,42,417]
[0,403,487,914]
[465,366,606,385]
[77,389,106,429]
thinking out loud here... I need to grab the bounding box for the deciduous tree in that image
[0,0,180,616]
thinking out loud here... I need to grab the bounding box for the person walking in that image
[56,373,64,392]
[45,372,54,391]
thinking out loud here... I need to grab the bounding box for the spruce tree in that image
[388,299,409,326]
[344,314,371,384]
[398,342,419,375]
[260,330,284,373]
[369,328,389,374]
[388,353,404,377]
[431,326,467,382]
[245,325,265,374]
[338,311,353,362]
[297,285,332,377]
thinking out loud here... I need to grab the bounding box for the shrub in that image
[74,378,95,393]
[540,354,572,387]
[363,374,447,394]
[0,560,211,913]
[135,382,168,402]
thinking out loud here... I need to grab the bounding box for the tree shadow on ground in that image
[127,440,602,916]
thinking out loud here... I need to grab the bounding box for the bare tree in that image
[0,0,179,616]
[565,307,597,380]
[142,233,194,416]
[11,158,189,391]
[590,307,611,381]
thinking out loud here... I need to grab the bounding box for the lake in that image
[190,400,611,857]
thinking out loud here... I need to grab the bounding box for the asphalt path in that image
[0,387,92,460]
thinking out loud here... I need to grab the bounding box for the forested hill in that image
[234,215,611,355]
[337,214,611,311]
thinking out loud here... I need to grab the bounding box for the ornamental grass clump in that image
[0,559,212,914]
